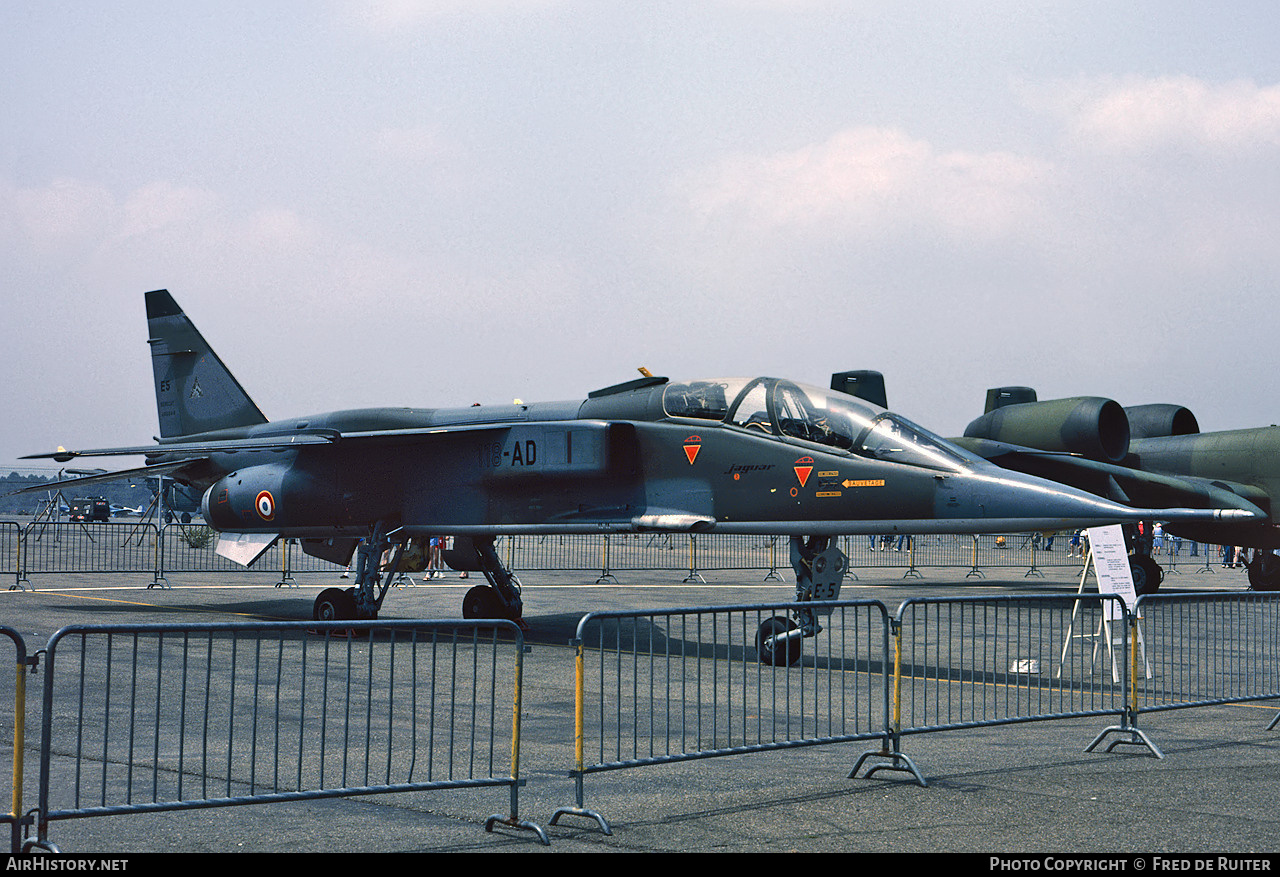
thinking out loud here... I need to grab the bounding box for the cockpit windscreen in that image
[663,378,972,472]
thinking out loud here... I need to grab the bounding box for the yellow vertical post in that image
[11,660,23,830]
[510,636,523,783]
[1130,615,1140,720]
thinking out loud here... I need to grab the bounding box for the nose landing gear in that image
[755,535,850,666]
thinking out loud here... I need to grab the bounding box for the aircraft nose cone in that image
[937,468,1153,531]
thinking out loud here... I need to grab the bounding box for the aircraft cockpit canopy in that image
[663,377,974,473]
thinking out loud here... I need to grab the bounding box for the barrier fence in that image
[1,593,1277,850]
[21,618,543,852]
[0,627,30,856]
[1131,592,1280,712]
[7,522,1229,589]
[554,592,1280,831]
[894,594,1131,736]
[0,524,19,583]
[551,600,894,834]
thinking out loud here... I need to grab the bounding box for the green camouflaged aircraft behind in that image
[957,385,1280,592]
[21,291,1258,665]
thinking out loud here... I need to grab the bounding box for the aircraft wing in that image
[2,459,208,498]
[21,430,341,462]
[20,419,619,462]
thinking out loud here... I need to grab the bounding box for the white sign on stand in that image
[1057,525,1150,681]
[1086,524,1138,620]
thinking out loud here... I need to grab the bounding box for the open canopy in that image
[663,377,978,473]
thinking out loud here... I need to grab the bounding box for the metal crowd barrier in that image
[1093,591,1280,757]
[0,524,20,589]
[26,619,544,852]
[14,522,161,589]
[0,627,32,855]
[893,595,1130,737]
[554,592,1280,833]
[5,523,1205,586]
[161,523,330,582]
[3,584,1278,848]
[507,534,1088,581]
[551,600,896,833]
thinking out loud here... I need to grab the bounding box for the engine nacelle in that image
[1124,403,1200,439]
[202,462,342,533]
[963,396,1131,464]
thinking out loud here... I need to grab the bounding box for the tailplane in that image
[146,289,268,438]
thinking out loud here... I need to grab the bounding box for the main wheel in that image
[1248,551,1280,591]
[462,585,506,620]
[1129,555,1163,596]
[756,616,802,667]
[313,587,357,622]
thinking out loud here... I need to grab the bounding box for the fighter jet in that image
[953,385,1280,591]
[19,292,1258,665]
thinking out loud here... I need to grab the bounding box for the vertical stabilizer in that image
[146,289,269,438]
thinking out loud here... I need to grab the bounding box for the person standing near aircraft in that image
[424,536,445,580]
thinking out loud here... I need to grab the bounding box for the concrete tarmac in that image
[2,561,1278,857]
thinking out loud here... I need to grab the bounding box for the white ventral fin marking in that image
[215,533,279,567]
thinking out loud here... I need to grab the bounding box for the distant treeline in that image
[1,472,156,516]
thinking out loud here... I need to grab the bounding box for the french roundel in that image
[255,490,276,521]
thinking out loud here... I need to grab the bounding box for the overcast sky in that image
[5,1,1280,472]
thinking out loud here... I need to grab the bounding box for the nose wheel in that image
[756,616,802,666]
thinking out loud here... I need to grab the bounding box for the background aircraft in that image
[951,384,1280,592]
[142,476,202,523]
[18,293,1259,666]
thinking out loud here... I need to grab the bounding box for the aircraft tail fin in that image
[146,289,269,438]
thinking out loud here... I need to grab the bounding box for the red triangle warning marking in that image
[794,457,814,487]
[684,436,702,465]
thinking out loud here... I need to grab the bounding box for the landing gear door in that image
[790,536,848,613]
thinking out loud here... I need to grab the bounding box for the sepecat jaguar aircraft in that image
[20,291,1258,664]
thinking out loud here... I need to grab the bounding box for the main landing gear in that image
[1247,550,1280,591]
[311,531,528,624]
[1124,523,1163,597]
[458,536,525,624]
[756,536,849,667]
[1131,543,1280,592]
[1128,553,1163,597]
[312,522,405,623]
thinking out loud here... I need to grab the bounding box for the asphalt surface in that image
[2,561,1278,858]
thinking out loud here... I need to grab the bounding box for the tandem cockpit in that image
[662,377,977,473]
